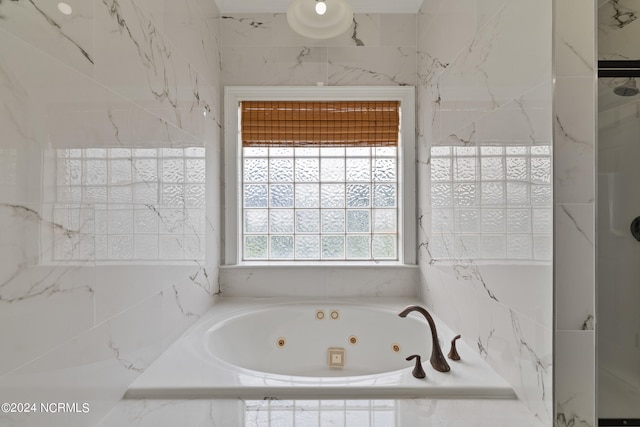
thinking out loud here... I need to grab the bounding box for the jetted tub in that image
[203,303,431,377]
[126,298,516,399]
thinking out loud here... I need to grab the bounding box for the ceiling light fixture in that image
[287,0,353,40]
[315,0,327,15]
[57,2,72,15]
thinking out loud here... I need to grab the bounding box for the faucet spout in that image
[398,305,450,373]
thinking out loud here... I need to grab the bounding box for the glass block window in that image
[242,146,398,260]
[239,100,401,262]
[226,88,416,265]
[53,147,206,262]
[430,145,552,261]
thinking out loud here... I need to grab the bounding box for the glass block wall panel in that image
[53,148,206,262]
[242,147,398,261]
[430,144,552,261]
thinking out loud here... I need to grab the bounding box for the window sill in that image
[222,261,416,269]
[219,263,419,298]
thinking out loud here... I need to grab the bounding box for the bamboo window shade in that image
[241,101,400,147]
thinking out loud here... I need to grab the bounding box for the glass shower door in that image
[597,68,640,424]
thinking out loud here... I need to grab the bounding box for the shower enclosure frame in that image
[598,60,640,77]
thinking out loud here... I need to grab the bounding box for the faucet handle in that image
[448,335,461,361]
[406,354,426,379]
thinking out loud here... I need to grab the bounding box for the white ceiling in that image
[213,0,424,14]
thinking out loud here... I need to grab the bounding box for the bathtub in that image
[126,298,515,399]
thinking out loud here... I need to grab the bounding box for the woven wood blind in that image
[241,101,400,147]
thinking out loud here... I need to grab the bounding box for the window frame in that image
[224,86,416,265]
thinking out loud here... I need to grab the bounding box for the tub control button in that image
[330,310,339,320]
[328,347,345,368]
[316,310,325,320]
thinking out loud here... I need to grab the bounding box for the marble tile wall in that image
[0,1,222,426]
[417,0,554,424]
[554,0,597,426]
[220,12,417,87]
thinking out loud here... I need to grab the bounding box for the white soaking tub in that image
[125,298,515,399]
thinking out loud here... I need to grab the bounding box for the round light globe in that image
[315,1,327,15]
[57,2,73,15]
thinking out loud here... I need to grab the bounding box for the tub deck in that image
[125,298,516,400]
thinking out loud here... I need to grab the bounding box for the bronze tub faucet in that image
[398,305,451,373]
